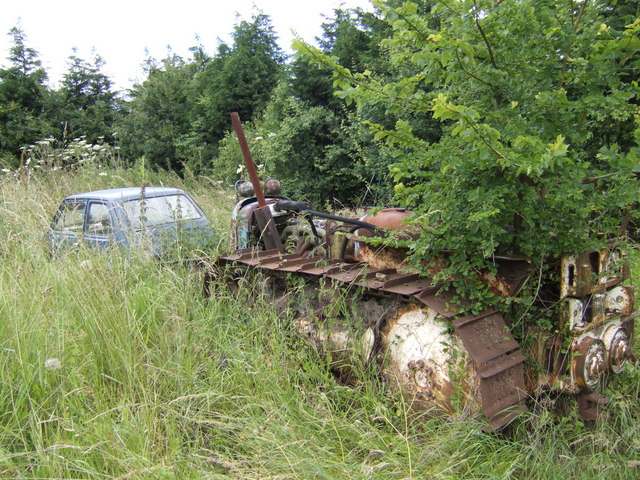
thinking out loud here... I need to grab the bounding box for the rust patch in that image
[357,208,416,236]
[380,303,421,335]
[356,244,447,279]
[481,271,512,297]
[356,244,414,272]
[404,359,457,415]
[577,392,610,422]
[560,249,628,298]
[452,310,528,430]
[480,260,531,298]
[605,285,634,315]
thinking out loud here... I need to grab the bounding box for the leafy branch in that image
[473,0,499,71]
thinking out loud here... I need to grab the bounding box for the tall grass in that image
[1,167,639,479]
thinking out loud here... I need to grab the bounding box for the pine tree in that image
[58,50,120,143]
[115,53,205,171]
[0,25,54,165]
[191,13,284,158]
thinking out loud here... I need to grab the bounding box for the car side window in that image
[86,202,112,236]
[54,202,86,233]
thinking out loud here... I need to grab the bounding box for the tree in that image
[291,8,391,110]
[116,52,203,171]
[279,7,403,205]
[57,50,120,143]
[0,26,55,164]
[298,0,640,308]
[289,5,442,206]
[261,94,366,207]
[191,13,284,158]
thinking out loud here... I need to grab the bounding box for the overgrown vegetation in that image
[1,166,640,478]
[297,0,640,315]
[1,2,640,476]
[1,7,394,207]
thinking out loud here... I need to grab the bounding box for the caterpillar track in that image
[216,247,531,430]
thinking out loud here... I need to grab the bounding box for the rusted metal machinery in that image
[214,113,637,430]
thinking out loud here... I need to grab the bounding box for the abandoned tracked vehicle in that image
[213,113,637,430]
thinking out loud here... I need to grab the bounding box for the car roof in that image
[64,187,186,202]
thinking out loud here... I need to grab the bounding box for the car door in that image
[84,201,116,250]
[50,200,87,252]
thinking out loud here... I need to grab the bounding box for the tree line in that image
[0,7,395,208]
[1,1,638,240]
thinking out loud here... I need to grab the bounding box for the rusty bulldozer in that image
[209,113,636,430]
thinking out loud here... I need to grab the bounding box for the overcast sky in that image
[1,0,374,92]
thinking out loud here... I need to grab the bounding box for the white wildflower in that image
[98,172,108,177]
[236,164,245,174]
[44,358,63,371]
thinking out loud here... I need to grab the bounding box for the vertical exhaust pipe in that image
[231,112,283,252]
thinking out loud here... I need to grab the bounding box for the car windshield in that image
[122,194,202,228]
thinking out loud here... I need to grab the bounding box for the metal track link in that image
[217,248,529,429]
[452,312,528,430]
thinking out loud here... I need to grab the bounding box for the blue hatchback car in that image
[50,187,215,256]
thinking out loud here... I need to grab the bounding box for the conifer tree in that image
[191,13,284,158]
[0,26,54,164]
[58,50,120,143]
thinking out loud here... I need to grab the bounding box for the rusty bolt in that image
[414,369,430,389]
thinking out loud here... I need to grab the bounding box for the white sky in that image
[0,0,374,92]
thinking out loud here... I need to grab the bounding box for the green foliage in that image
[319,7,392,77]
[267,100,365,207]
[300,0,640,309]
[0,27,121,168]
[191,13,284,159]
[263,7,404,207]
[0,26,57,164]
[57,51,121,144]
[214,89,367,208]
[292,4,442,207]
[115,13,285,174]
[290,8,391,111]
[115,54,202,172]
